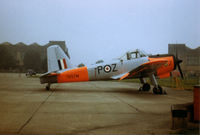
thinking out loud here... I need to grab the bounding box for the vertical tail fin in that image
[47,45,73,72]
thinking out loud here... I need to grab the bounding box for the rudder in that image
[47,45,73,72]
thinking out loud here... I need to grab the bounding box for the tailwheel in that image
[46,83,51,90]
[153,85,163,94]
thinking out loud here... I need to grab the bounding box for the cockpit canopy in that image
[119,49,149,60]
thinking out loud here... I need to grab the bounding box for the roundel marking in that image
[104,65,111,73]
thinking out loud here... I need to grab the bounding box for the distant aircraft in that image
[40,45,183,94]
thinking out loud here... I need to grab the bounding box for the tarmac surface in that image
[0,73,194,135]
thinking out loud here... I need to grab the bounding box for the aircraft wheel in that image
[46,86,50,90]
[46,83,51,91]
[153,85,163,94]
[46,84,50,90]
[142,83,151,91]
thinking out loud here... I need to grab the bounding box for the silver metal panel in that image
[47,46,59,72]
[47,45,73,73]
[87,57,149,81]
[54,45,73,68]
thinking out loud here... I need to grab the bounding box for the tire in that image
[142,83,151,91]
[46,86,50,90]
[153,85,163,94]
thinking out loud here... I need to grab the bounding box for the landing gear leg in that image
[150,74,166,94]
[139,78,151,91]
[46,83,51,90]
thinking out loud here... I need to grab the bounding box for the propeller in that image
[174,49,184,79]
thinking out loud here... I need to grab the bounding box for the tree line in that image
[0,43,47,73]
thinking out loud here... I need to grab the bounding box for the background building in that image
[0,41,70,73]
[168,44,200,77]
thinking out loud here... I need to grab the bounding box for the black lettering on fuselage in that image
[97,64,118,74]
[97,66,103,74]
[112,64,118,72]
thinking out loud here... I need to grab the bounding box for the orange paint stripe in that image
[158,72,170,79]
[49,73,57,76]
[57,67,89,83]
[119,73,129,80]
[63,59,67,69]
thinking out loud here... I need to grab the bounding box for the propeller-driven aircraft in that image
[40,45,183,94]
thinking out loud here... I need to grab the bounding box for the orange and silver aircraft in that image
[40,45,183,94]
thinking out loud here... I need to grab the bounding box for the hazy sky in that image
[0,0,199,65]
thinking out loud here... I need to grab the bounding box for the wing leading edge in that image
[111,59,168,80]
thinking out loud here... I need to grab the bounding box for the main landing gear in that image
[150,74,166,94]
[153,85,163,94]
[139,78,151,91]
[46,83,51,90]
[139,75,166,94]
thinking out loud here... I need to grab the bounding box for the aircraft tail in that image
[47,45,73,72]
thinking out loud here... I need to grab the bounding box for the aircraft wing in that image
[113,59,168,80]
[111,72,130,80]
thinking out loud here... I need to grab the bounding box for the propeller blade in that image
[177,64,184,79]
[174,49,184,79]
